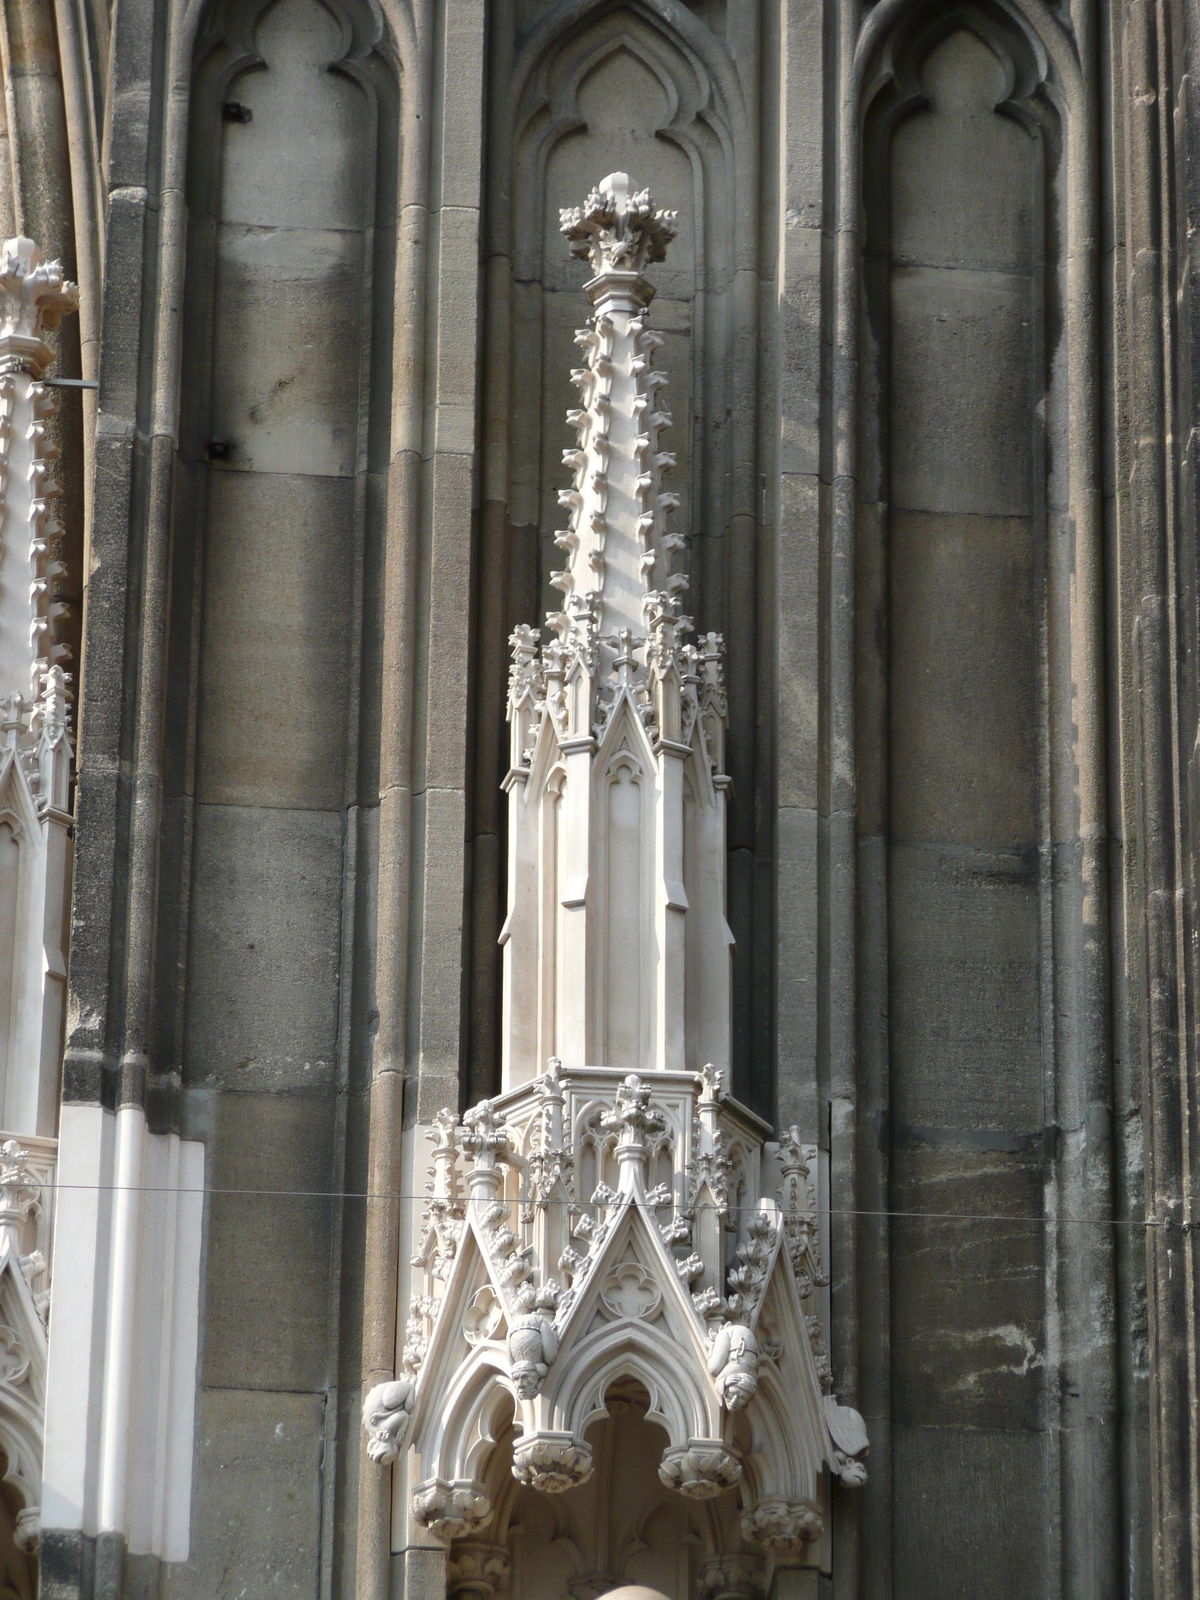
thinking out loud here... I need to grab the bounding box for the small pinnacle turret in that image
[499,173,733,1086]
[551,172,686,678]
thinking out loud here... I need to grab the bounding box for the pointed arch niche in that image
[855,2,1109,1591]
[455,1379,742,1600]
[153,0,399,1085]
[469,1,766,1108]
[144,0,399,1542]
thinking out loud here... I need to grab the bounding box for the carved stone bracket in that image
[511,1431,594,1493]
[697,1553,766,1600]
[446,1541,512,1600]
[825,1396,869,1485]
[411,1479,493,1542]
[362,1376,415,1464]
[740,1497,825,1556]
[657,1439,741,1499]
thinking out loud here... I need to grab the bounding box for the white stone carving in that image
[0,1140,51,1547]
[707,1321,759,1410]
[411,1479,494,1541]
[0,238,78,1144]
[362,1376,416,1464]
[738,1498,824,1556]
[506,1284,558,1399]
[367,179,866,1572]
[446,1541,512,1600]
[825,1395,870,1486]
[511,1431,593,1492]
[658,1440,742,1499]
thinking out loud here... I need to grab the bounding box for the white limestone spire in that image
[500,174,732,1089]
[0,239,78,1139]
[553,171,683,642]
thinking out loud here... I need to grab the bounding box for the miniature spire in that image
[553,172,685,652]
[500,179,731,1087]
[0,237,78,1139]
[0,238,78,705]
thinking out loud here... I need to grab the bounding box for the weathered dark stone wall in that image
[869,26,1052,1596]
[152,1,398,1594]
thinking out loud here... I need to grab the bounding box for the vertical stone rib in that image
[1126,2,1196,1595]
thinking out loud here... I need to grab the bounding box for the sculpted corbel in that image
[707,1319,759,1410]
[511,1431,594,1492]
[361,1375,416,1464]
[740,1497,824,1555]
[825,1395,869,1485]
[506,1282,559,1400]
[411,1478,494,1541]
[658,1439,741,1498]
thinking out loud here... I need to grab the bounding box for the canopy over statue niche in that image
[364,176,867,1600]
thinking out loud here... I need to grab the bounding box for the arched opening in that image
[472,1379,724,1600]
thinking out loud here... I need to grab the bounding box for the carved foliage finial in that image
[559,172,678,279]
[0,1142,39,1241]
[600,1073,666,1195]
[462,1101,511,1201]
[0,239,78,354]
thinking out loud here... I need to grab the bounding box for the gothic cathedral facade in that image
[0,2,1190,1600]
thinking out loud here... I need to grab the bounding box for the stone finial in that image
[462,1102,510,1206]
[601,1074,666,1196]
[0,239,78,369]
[0,1142,39,1257]
[559,172,677,279]
[411,1478,493,1542]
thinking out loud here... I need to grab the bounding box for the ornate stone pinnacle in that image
[461,1100,510,1202]
[559,172,677,280]
[0,238,78,370]
[777,1124,811,1214]
[0,1141,38,1255]
[601,1074,666,1196]
[427,1108,463,1202]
